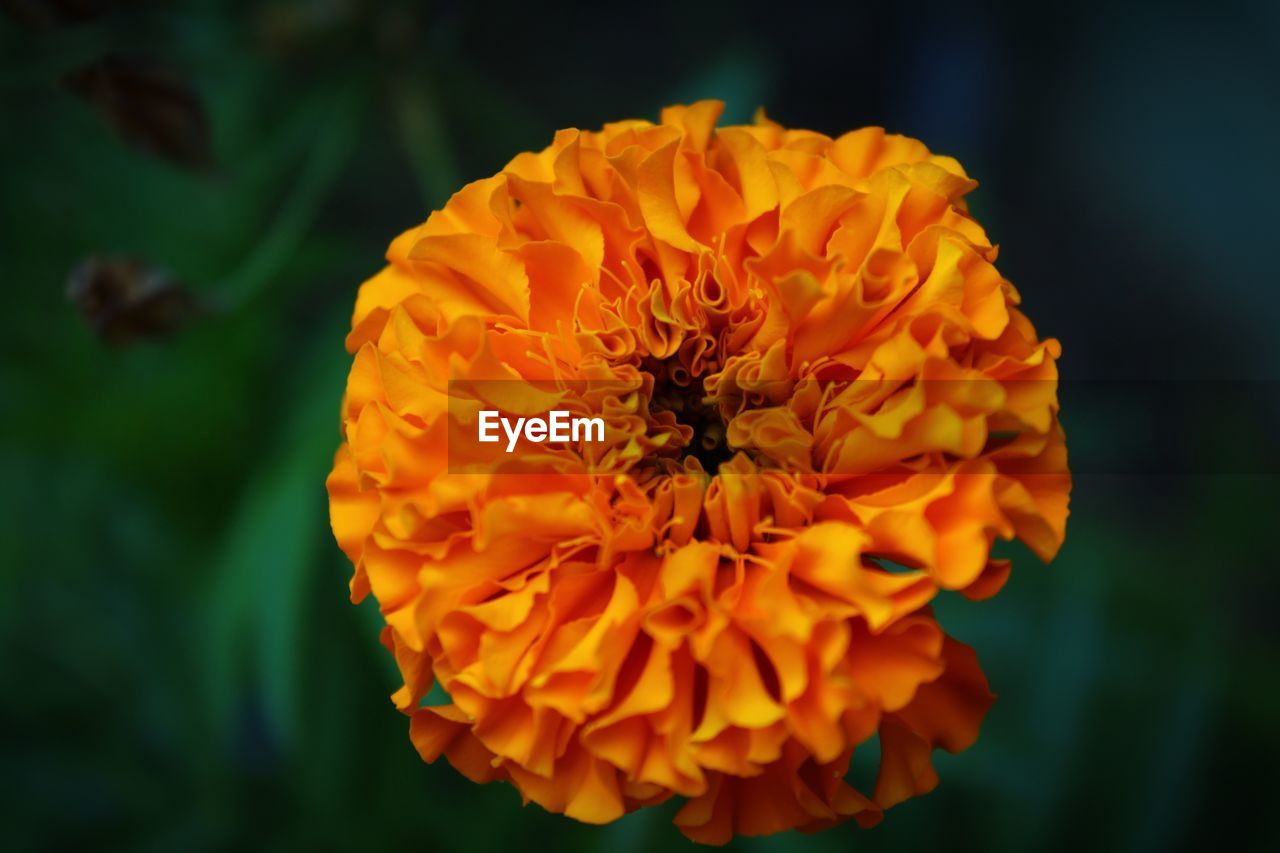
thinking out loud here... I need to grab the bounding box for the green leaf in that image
[203,323,349,752]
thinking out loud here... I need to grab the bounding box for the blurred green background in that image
[2,1,1278,850]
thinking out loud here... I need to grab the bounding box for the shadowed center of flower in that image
[644,356,737,473]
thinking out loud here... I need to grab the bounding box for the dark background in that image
[2,1,1278,850]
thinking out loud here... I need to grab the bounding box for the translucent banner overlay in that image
[441,379,1280,477]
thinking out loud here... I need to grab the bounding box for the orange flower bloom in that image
[327,101,1069,844]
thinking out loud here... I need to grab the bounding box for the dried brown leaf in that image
[67,257,203,346]
[61,53,215,172]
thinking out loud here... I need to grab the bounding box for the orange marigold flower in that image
[326,100,1070,844]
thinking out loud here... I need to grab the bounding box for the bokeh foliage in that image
[1,1,1278,850]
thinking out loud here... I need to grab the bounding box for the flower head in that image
[327,101,1069,843]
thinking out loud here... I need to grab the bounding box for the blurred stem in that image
[219,84,363,309]
[390,73,460,209]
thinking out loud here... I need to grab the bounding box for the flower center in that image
[644,357,736,473]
